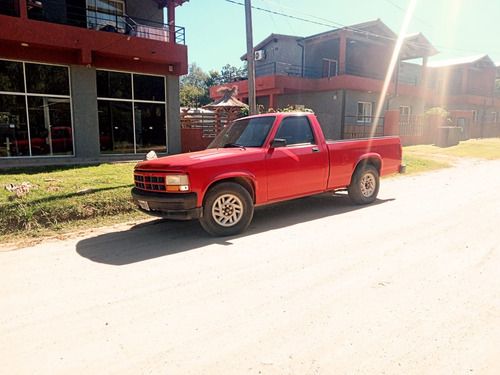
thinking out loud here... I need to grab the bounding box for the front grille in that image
[134,173,166,192]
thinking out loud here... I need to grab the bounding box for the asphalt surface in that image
[1,158,499,374]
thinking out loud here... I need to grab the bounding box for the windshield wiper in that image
[223,143,246,150]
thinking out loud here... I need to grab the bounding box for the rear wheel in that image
[347,164,380,205]
[199,182,254,236]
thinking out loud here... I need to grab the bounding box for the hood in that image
[135,148,263,171]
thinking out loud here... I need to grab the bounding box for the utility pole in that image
[245,0,257,115]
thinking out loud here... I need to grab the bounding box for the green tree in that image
[205,70,223,87]
[179,63,210,107]
[179,63,247,107]
[220,64,247,83]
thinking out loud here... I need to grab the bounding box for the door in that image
[266,116,329,201]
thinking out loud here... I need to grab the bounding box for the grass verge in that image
[0,163,146,245]
[1,138,499,245]
[402,138,500,174]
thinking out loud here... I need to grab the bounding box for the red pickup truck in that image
[132,113,404,236]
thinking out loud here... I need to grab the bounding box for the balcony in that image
[1,0,185,44]
[255,61,436,88]
[255,62,321,79]
[0,0,188,75]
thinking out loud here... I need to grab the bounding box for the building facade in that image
[427,55,499,125]
[0,0,189,167]
[210,19,500,141]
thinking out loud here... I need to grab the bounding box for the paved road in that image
[1,159,499,375]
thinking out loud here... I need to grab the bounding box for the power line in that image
[224,0,499,60]
[224,0,419,46]
[384,0,434,29]
[224,0,337,29]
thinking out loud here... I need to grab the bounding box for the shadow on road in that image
[76,194,393,266]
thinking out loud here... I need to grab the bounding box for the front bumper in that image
[131,188,202,220]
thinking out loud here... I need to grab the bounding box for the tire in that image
[199,182,254,236]
[347,164,380,205]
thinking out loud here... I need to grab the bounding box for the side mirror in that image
[270,138,287,148]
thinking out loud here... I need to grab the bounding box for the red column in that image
[421,55,428,87]
[167,1,175,43]
[19,0,28,18]
[461,68,468,94]
[339,31,347,75]
[384,110,400,136]
[269,94,275,110]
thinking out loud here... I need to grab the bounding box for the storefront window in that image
[0,60,24,93]
[133,74,165,101]
[97,70,167,154]
[25,63,70,95]
[98,101,134,153]
[0,60,72,158]
[96,70,132,99]
[0,95,28,157]
[134,103,166,153]
[27,97,72,155]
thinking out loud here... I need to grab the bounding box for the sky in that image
[174,0,500,73]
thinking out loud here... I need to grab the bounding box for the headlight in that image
[165,174,190,192]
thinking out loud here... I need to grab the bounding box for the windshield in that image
[207,116,275,149]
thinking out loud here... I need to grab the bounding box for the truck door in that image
[266,116,329,200]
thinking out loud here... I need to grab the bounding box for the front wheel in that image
[347,164,380,205]
[199,182,254,236]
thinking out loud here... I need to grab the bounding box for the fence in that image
[343,116,384,139]
[180,110,240,153]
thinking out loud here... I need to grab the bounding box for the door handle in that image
[312,147,319,153]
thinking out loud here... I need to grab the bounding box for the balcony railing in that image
[0,0,185,44]
[255,62,321,79]
[254,61,438,88]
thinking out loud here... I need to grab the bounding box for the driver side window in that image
[275,116,315,145]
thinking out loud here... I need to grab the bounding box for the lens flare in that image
[370,0,419,140]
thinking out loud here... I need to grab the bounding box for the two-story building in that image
[1,0,189,167]
[428,54,498,124]
[211,19,500,140]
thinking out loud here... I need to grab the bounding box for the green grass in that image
[401,153,451,175]
[0,163,146,245]
[404,138,500,160]
[402,138,500,175]
[1,138,499,245]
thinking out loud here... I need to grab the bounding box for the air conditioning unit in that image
[255,50,265,61]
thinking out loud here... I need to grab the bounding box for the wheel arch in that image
[351,154,382,181]
[202,175,256,205]
[349,154,382,184]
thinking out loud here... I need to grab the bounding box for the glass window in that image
[275,116,315,145]
[0,95,28,157]
[207,116,275,149]
[0,60,24,93]
[27,97,72,155]
[134,103,166,153]
[1,60,73,158]
[399,106,411,122]
[133,74,165,102]
[322,59,338,78]
[357,102,372,123]
[471,110,478,123]
[96,70,167,154]
[87,0,125,31]
[98,100,134,153]
[25,63,70,95]
[96,70,132,99]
